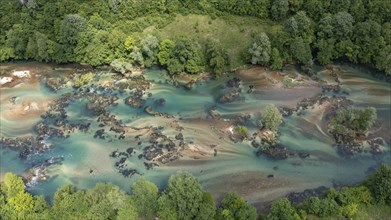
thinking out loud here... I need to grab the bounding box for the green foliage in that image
[248,32,271,66]
[270,48,283,70]
[329,107,377,140]
[3,173,25,198]
[167,36,204,74]
[235,126,248,138]
[163,172,204,220]
[0,0,389,75]
[365,164,391,205]
[196,192,216,220]
[290,37,312,65]
[205,38,229,76]
[216,192,257,220]
[267,198,300,220]
[140,34,160,67]
[261,104,282,131]
[157,39,175,66]
[73,72,95,88]
[130,177,159,218]
[271,0,289,21]
[110,59,133,75]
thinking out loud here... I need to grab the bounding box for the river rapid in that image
[1,62,390,209]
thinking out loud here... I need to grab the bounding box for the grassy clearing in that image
[143,14,277,68]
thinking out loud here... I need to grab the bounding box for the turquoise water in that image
[1,63,390,204]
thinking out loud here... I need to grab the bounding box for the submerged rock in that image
[218,91,240,103]
[125,96,144,108]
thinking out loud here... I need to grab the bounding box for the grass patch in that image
[143,14,276,68]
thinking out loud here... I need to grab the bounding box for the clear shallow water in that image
[1,63,390,205]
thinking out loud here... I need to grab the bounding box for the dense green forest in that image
[1,164,390,220]
[0,0,390,75]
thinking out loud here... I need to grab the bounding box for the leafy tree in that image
[302,0,324,21]
[248,32,271,66]
[267,198,300,220]
[270,48,283,70]
[332,12,354,41]
[157,39,175,66]
[271,0,289,21]
[58,14,87,60]
[3,173,25,198]
[195,192,216,220]
[6,24,29,59]
[316,38,336,64]
[329,107,377,138]
[290,37,312,65]
[141,34,159,67]
[330,0,351,13]
[124,36,136,52]
[163,172,204,220]
[117,197,138,220]
[157,193,178,220]
[130,177,159,218]
[261,104,282,131]
[85,183,128,219]
[205,38,229,76]
[51,185,90,219]
[167,36,204,74]
[110,59,133,75]
[130,46,144,66]
[216,192,257,220]
[365,164,391,205]
[374,45,391,75]
[353,20,383,65]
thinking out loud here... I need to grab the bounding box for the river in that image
[0,62,390,209]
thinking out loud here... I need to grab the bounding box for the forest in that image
[0,0,390,75]
[1,164,391,220]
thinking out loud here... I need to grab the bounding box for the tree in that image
[157,193,178,220]
[216,192,257,220]
[331,12,354,41]
[270,48,283,70]
[167,36,204,74]
[51,185,90,219]
[330,0,351,13]
[130,177,159,218]
[157,39,174,66]
[290,37,312,65]
[248,32,271,66]
[330,107,377,136]
[163,172,204,220]
[117,197,138,220]
[130,46,144,66]
[141,34,159,67]
[374,45,391,75]
[195,192,216,220]
[271,0,289,21]
[353,20,383,65]
[110,59,133,75]
[205,38,229,76]
[365,164,391,205]
[2,173,35,219]
[58,14,87,55]
[267,198,300,220]
[3,173,25,198]
[262,104,282,131]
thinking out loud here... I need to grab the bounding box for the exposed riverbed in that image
[1,62,390,209]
